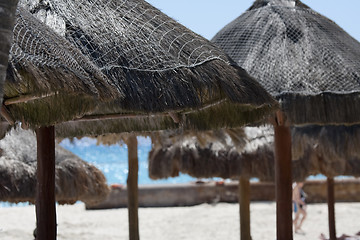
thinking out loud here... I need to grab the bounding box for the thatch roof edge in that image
[55,100,277,137]
[280,92,360,125]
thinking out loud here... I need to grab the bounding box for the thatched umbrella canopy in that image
[16,0,277,137]
[0,128,109,205]
[212,1,360,239]
[149,127,274,181]
[212,0,360,125]
[149,125,360,182]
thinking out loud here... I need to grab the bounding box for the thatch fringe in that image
[149,125,360,181]
[148,126,277,181]
[55,98,276,137]
[281,92,360,125]
[55,114,178,138]
[6,93,97,128]
[148,140,278,181]
[0,129,109,204]
[292,125,360,178]
[212,0,360,125]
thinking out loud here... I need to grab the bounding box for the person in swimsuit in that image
[292,182,307,233]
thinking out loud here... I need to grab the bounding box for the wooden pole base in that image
[35,126,56,240]
[327,177,336,240]
[126,134,139,240]
[273,111,293,240]
[239,177,251,240]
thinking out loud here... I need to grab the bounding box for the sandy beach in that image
[0,202,359,240]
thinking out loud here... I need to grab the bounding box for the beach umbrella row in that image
[0,1,277,240]
[211,0,360,239]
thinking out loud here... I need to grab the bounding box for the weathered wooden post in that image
[36,126,56,240]
[327,177,336,240]
[239,177,251,240]
[126,134,139,240]
[273,111,293,240]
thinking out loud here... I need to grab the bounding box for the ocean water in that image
[59,137,197,185]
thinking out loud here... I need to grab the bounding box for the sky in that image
[145,0,360,42]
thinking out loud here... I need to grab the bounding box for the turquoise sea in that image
[59,136,197,185]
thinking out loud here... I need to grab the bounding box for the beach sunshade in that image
[17,0,277,136]
[149,124,360,182]
[3,7,120,127]
[212,0,360,125]
[212,2,360,239]
[0,128,109,205]
[149,126,276,181]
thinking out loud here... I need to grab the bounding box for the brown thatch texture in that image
[212,0,360,125]
[149,125,360,181]
[17,0,277,135]
[4,7,121,127]
[148,126,278,181]
[0,128,109,205]
[292,125,360,178]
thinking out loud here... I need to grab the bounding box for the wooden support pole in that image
[273,111,293,240]
[327,177,336,240]
[35,126,56,240]
[239,177,251,240]
[126,134,139,240]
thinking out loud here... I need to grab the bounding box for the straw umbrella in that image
[149,125,360,239]
[2,8,121,240]
[149,127,274,181]
[7,1,277,240]
[149,126,360,184]
[292,124,360,239]
[149,126,276,240]
[0,0,19,104]
[0,128,109,205]
[212,1,360,239]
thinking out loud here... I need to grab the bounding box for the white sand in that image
[0,202,359,240]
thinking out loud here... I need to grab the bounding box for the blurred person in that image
[292,182,307,233]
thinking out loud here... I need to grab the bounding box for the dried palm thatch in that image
[292,125,360,178]
[149,125,360,181]
[0,128,109,205]
[212,0,360,125]
[148,126,279,181]
[3,7,120,127]
[16,0,277,136]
